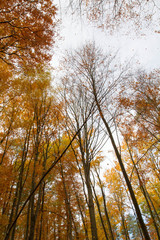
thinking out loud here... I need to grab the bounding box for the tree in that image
[0,66,63,240]
[0,0,57,67]
[93,159,115,240]
[66,0,160,32]
[62,43,151,239]
[104,165,131,240]
[61,77,102,240]
[115,71,160,239]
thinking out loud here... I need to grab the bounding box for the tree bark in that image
[91,181,109,240]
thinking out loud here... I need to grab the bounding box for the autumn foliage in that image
[0,0,57,67]
[0,1,160,240]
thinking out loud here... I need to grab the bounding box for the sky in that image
[52,1,160,170]
[53,2,160,71]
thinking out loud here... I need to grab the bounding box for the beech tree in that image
[62,43,151,239]
[0,0,57,67]
[114,70,160,239]
[61,77,104,240]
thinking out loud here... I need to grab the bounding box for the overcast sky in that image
[53,2,160,71]
[52,2,160,169]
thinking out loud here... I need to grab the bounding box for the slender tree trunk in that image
[39,183,45,240]
[11,131,31,240]
[72,182,89,240]
[84,165,98,240]
[77,127,98,240]
[24,202,30,240]
[91,181,109,240]
[144,185,160,223]
[93,84,151,240]
[60,160,73,240]
[126,141,160,238]
[140,184,160,238]
[0,133,10,165]
[94,167,115,240]
[120,212,130,240]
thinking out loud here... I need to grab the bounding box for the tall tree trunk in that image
[91,181,109,240]
[11,130,31,240]
[24,202,30,240]
[84,165,98,240]
[60,160,73,240]
[28,138,39,240]
[126,141,160,238]
[94,167,115,240]
[77,126,98,240]
[72,182,89,240]
[93,84,151,240]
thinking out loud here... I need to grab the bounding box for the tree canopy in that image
[0,1,160,240]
